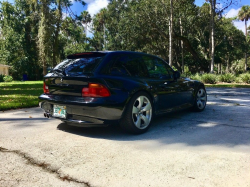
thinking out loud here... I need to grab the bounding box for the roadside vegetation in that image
[186,73,250,84]
[0,1,250,79]
[0,81,43,111]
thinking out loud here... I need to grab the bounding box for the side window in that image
[109,54,148,77]
[143,55,172,79]
[158,58,174,79]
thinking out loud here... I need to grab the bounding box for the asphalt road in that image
[1,88,250,187]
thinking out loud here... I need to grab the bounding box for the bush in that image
[0,75,4,82]
[218,73,236,83]
[201,73,217,84]
[190,73,202,82]
[235,77,243,83]
[3,75,13,82]
[239,73,250,84]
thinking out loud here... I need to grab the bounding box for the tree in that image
[238,5,250,71]
[205,0,233,73]
[169,0,173,66]
[80,11,91,36]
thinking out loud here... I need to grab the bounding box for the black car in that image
[39,51,207,134]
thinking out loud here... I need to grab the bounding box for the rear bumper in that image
[39,94,125,126]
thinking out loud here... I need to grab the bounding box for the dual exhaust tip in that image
[44,112,50,118]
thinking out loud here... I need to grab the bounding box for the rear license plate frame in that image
[53,105,67,119]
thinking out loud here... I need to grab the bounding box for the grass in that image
[0,81,43,111]
[205,83,250,88]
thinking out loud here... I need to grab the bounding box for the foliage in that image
[0,0,249,79]
[190,73,202,82]
[230,59,246,74]
[200,73,217,84]
[0,0,90,79]
[205,84,250,88]
[189,73,250,84]
[3,75,13,82]
[0,75,4,82]
[238,5,250,70]
[218,73,236,83]
[239,73,250,84]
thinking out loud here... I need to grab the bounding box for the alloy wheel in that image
[132,96,152,129]
[196,88,207,110]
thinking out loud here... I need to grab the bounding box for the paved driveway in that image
[1,88,250,187]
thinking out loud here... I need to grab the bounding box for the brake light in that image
[82,83,110,97]
[43,82,49,94]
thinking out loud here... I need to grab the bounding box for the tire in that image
[193,87,207,112]
[120,92,153,134]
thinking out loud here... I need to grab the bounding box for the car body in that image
[39,51,207,134]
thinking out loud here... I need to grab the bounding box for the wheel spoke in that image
[141,102,152,112]
[137,96,144,109]
[135,115,141,128]
[132,106,139,114]
[200,96,206,101]
[197,89,204,97]
[197,100,204,109]
[140,115,149,127]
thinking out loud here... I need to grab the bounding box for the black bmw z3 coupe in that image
[39,51,207,134]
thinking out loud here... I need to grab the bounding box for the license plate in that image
[53,105,66,118]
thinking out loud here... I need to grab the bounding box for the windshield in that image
[53,57,105,76]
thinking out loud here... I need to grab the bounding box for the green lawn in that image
[0,81,43,111]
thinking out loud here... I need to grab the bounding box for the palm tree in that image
[238,5,250,71]
[80,11,92,36]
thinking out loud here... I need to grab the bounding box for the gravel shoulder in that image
[1,88,250,187]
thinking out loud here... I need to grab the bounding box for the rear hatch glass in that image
[53,56,105,76]
[46,53,107,96]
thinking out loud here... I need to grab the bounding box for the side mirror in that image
[173,71,181,80]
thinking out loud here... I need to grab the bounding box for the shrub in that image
[3,75,13,82]
[190,73,202,82]
[0,75,4,82]
[235,77,243,83]
[201,73,217,84]
[239,73,250,84]
[218,73,236,83]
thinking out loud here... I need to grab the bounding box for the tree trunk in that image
[180,18,184,73]
[103,23,106,50]
[245,19,248,71]
[43,61,47,76]
[53,2,62,68]
[209,0,215,73]
[226,55,230,73]
[169,0,173,67]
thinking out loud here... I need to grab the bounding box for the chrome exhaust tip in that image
[44,112,50,118]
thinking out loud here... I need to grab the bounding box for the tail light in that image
[43,82,49,94]
[82,83,110,97]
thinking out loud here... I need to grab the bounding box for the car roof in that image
[67,51,151,59]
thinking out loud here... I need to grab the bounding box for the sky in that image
[5,0,250,34]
